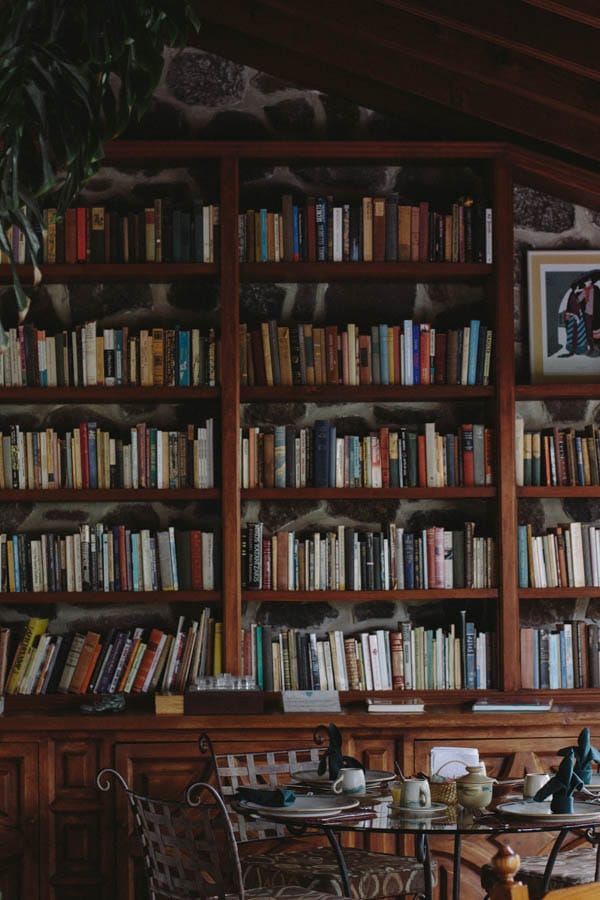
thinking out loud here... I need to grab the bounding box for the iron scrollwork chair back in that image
[96,767,244,900]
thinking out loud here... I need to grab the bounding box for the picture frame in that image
[527,250,600,383]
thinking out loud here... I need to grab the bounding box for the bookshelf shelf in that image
[2,262,219,284]
[519,588,600,599]
[518,487,600,498]
[0,386,220,402]
[517,384,600,400]
[2,590,221,605]
[240,261,492,282]
[241,487,495,500]
[0,488,220,501]
[241,385,494,402]
[242,589,498,602]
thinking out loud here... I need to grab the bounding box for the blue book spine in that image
[517,524,529,588]
[255,625,264,689]
[131,536,141,591]
[177,330,190,386]
[413,323,420,385]
[115,329,123,385]
[403,532,415,589]
[559,629,568,688]
[548,632,559,690]
[575,436,585,485]
[88,422,98,489]
[259,209,268,262]
[313,420,331,487]
[467,319,481,385]
[532,629,540,689]
[274,425,287,488]
[315,197,328,261]
[12,535,20,591]
[379,324,389,384]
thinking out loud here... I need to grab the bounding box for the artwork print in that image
[527,251,600,383]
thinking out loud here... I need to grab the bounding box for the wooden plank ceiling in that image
[191,0,600,175]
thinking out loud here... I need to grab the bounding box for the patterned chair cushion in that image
[246,888,352,900]
[243,846,437,899]
[481,847,598,900]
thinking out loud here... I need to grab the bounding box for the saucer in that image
[389,801,447,816]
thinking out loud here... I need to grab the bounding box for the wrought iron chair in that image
[198,731,437,900]
[488,843,600,900]
[481,835,600,899]
[96,767,351,900]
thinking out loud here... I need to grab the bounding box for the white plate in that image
[389,801,448,817]
[496,800,600,824]
[242,795,360,817]
[291,768,395,786]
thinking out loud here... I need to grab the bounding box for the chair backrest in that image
[97,767,244,900]
[198,731,325,841]
[489,845,600,900]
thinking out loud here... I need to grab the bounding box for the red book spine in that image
[79,422,89,489]
[426,528,436,588]
[190,530,203,591]
[65,208,77,264]
[434,332,447,385]
[76,207,87,262]
[380,427,390,488]
[420,325,431,385]
[461,424,475,487]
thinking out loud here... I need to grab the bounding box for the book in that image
[366,698,424,713]
[471,699,553,712]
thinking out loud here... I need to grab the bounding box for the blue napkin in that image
[235,786,296,807]
[558,727,600,785]
[534,749,583,814]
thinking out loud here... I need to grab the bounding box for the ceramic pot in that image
[456,764,495,810]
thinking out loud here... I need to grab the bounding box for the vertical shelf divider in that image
[493,152,519,692]
[218,154,242,674]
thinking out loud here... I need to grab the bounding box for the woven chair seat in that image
[481,846,598,899]
[245,888,354,900]
[243,846,437,898]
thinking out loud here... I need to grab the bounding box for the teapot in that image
[456,764,495,810]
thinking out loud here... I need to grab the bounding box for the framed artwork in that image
[527,250,600,383]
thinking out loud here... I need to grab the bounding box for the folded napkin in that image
[534,749,583,814]
[558,727,600,785]
[235,786,296,807]
[317,722,364,780]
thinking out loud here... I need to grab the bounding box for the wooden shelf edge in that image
[0,387,219,402]
[0,488,220,501]
[242,385,494,401]
[242,487,495,499]
[0,591,221,604]
[243,589,497,601]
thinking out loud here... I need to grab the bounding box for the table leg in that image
[415,834,433,900]
[453,832,462,900]
[541,829,568,895]
[322,826,352,898]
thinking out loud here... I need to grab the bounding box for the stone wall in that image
[1,49,599,665]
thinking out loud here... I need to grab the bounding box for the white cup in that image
[523,772,550,799]
[392,778,431,808]
[332,767,366,795]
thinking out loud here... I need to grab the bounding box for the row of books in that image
[0,526,215,594]
[2,323,219,388]
[0,610,222,696]
[238,194,493,263]
[515,419,600,487]
[1,202,220,265]
[241,319,493,388]
[520,621,600,690]
[242,614,494,692]
[1,420,215,491]
[242,522,496,591]
[518,521,600,589]
[240,421,493,489]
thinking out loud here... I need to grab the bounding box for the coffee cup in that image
[523,772,550,800]
[332,767,366,795]
[391,778,431,808]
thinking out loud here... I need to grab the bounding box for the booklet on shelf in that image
[471,699,553,713]
[366,697,424,713]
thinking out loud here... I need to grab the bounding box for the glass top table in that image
[240,799,600,900]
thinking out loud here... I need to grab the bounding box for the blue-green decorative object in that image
[558,727,600,785]
[316,723,364,780]
[534,749,583,814]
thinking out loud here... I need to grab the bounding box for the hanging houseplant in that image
[0,0,200,346]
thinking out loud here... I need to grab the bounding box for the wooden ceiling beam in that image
[193,0,600,164]
[376,0,600,79]
[259,0,598,125]
[520,0,600,28]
